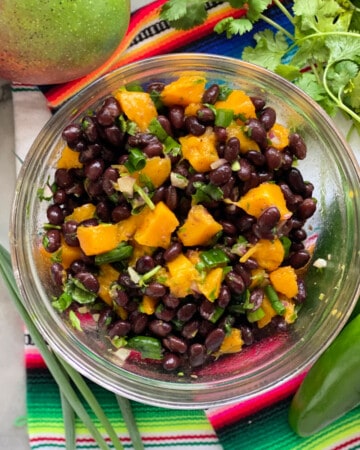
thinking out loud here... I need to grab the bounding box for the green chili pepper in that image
[288,313,360,437]
[126,336,163,360]
[124,148,146,173]
[199,248,230,269]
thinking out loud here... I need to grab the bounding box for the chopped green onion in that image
[95,242,133,265]
[215,108,234,127]
[247,307,265,323]
[265,284,286,315]
[124,148,147,173]
[209,306,225,323]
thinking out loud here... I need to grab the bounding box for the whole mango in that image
[0,0,130,85]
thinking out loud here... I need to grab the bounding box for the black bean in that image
[199,298,216,320]
[149,319,172,337]
[53,189,67,205]
[96,201,111,222]
[97,307,115,329]
[185,116,206,136]
[214,126,227,143]
[55,169,74,189]
[250,96,266,111]
[165,185,178,210]
[289,132,307,159]
[197,107,215,124]
[157,115,173,136]
[177,303,197,322]
[145,282,167,298]
[82,116,98,142]
[62,123,83,148]
[96,97,121,126]
[62,220,79,246]
[259,107,276,130]
[103,125,124,147]
[296,198,317,220]
[287,168,307,194]
[163,242,182,262]
[243,257,258,270]
[224,137,240,162]
[169,105,185,129]
[246,150,266,167]
[80,218,99,227]
[143,139,163,157]
[155,307,176,322]
[108,320,131,338]
[249,288,264,311]
[291,228,307,242]
[217,285,231,308]
[220,176,235,199]
[111,205,131,223]
[50,262,65,286]
[237,158,253,181]
[113,289,129,307]
[245,118,268,148]
[202,84,220,104]
[182,320,199,339]
[69,259,88,274]
[303,182,314,199]
[163,353,181,371]
[264,147,282,170]
[135,255,155,274]
[240,325,254,346]
[288,250,311,269]
[233,264,252,288]
[209,163,232,186]
[162,294,180,309]
[225,271,246,295]
[75,272,99,293]
[152,186,166,204]
[219,220,237,236]
[47,204,64,225]
[205,328,225,353]
[257,206,280,231]
[188,343,207,367]
[163,335,188,354]
[130,312,149,334]
[44,229,62,253]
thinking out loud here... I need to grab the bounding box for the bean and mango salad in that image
[41,75,316,373]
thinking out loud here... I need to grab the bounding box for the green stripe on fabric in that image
[27,368,214,447]
[217,397,360,450]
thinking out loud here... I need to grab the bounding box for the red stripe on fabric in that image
[207,372,307,430]
[25,351,45,369]
[332,436,360,450]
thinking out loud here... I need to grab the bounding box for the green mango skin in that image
[0,0,131,84]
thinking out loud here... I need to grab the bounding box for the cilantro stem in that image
[272,0,295,25]
[258,13,294,41]
[322,63,360,125]
[296,30,360,45]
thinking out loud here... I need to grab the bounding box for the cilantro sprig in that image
[160,0,360,135]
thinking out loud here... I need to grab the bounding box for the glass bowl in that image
[10,54,360,409]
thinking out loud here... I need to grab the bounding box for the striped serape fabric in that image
[13,1,360,448]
